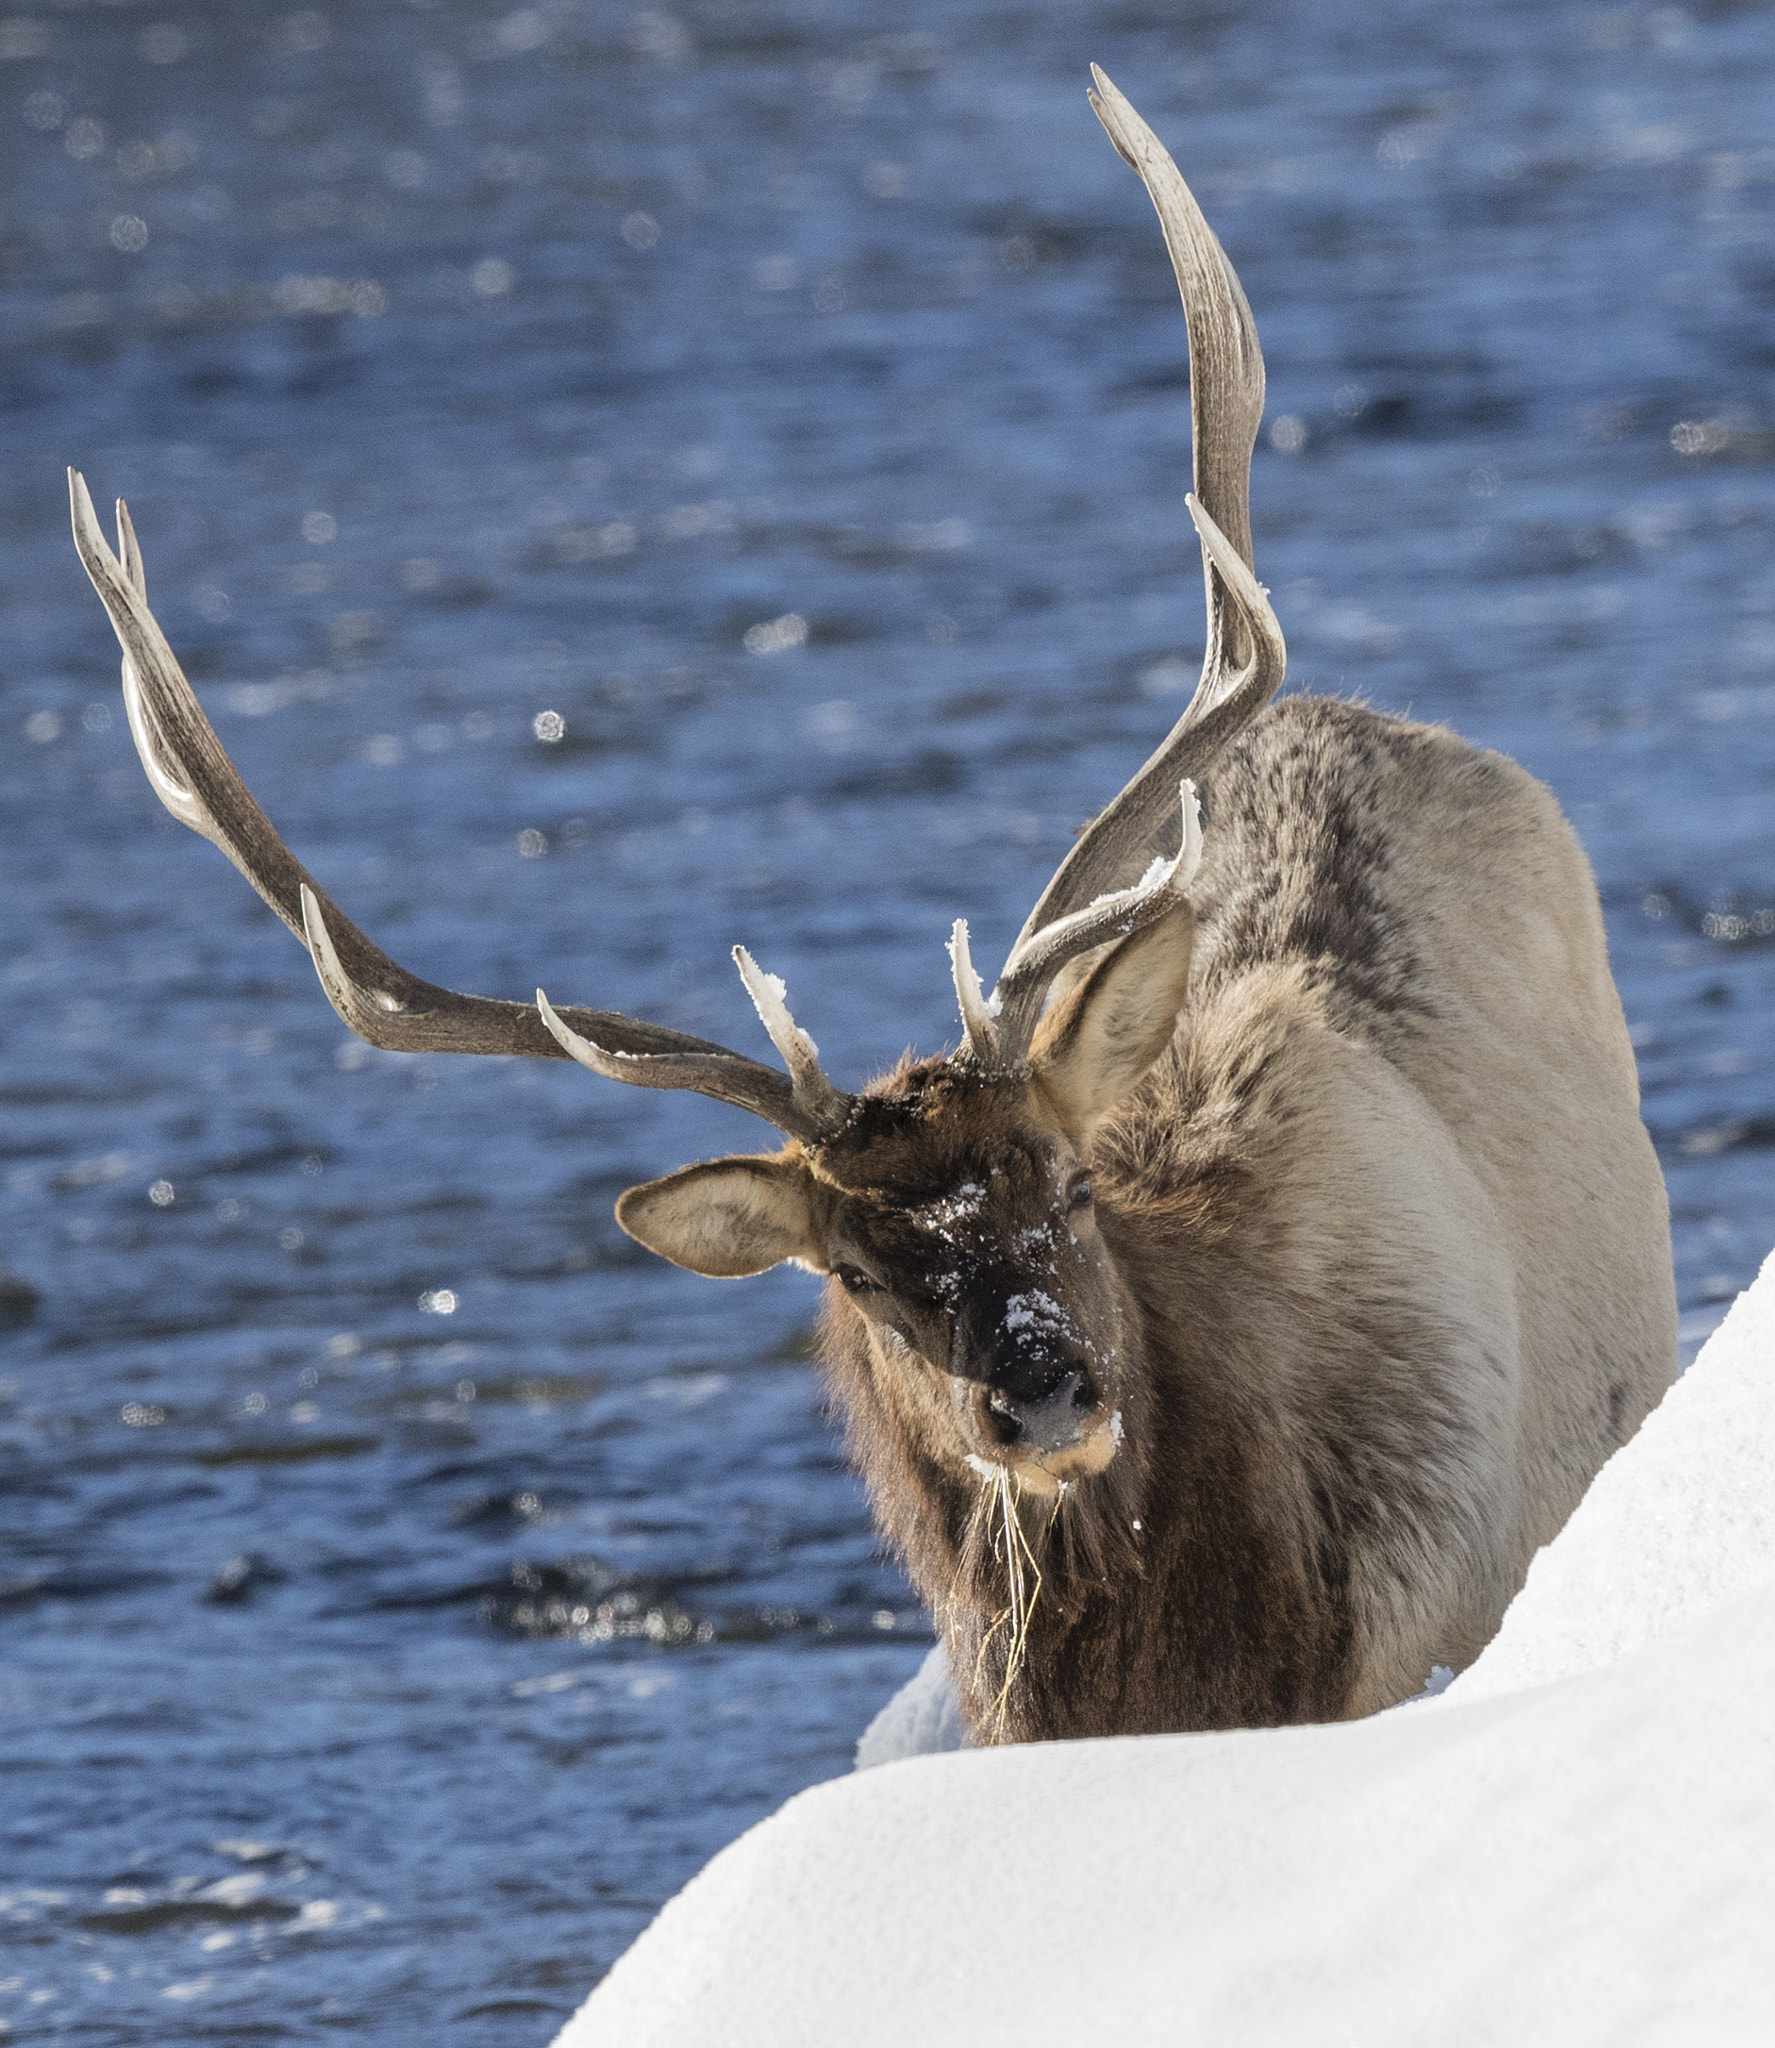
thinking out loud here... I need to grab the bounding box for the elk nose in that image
[984,1368,1096,1454]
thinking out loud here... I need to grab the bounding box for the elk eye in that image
[1065,1173,1093,1211]
[833,1263,880,1296]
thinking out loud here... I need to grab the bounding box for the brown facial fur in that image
[809,1075,1122,1457]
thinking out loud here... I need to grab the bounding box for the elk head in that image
[68,68,1283,1507]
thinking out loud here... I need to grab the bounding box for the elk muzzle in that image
[946,1277,1117,1471]
[982,1366,1098,1454]
[962,1370,1121,1495]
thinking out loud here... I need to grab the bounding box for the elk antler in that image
[947,920,1000,1062]
[974,69,1287,1069]
[67,469,854,1143]
[76,77,1273,1127]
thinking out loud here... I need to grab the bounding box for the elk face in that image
[610,901,1199,1494]
[815,1085,1129,1491]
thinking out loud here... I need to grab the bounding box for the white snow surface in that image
[1447,1244,1775,1700]
[553,1249,1775,2048]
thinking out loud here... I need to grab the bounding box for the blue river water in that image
[1,0,1772,2040]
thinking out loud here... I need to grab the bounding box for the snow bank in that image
[563,1592,1775,2046]
[553,1253,1775,2048]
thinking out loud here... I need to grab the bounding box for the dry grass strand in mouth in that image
[968,1463,1047,1740]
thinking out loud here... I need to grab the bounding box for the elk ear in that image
[615,1156,822,1278]
[1031,902,1195,1137]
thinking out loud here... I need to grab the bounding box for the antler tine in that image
[116,492,146,597]
[947,920,1000,1063]
[98,488,229,842]
[731,948,855,1135]
[992,781,1203,1064]
[69,470,846,1129]
[982,73,1285,1040]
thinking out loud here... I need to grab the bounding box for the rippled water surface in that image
[2,0,1773,2039]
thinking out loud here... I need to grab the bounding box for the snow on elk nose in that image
[952,1285,1099,1452]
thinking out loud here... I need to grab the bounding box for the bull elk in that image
[70,69,1675,1744]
